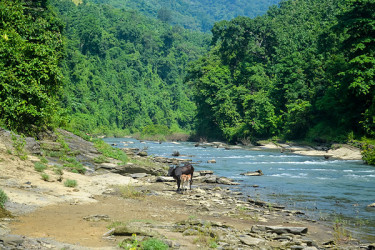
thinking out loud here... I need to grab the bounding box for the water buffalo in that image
[168,164,194,192]
[180,174,191,193]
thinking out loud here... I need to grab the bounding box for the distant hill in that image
[90,0,280,32]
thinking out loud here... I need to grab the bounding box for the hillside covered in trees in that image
[91,0,280,32]
[1,0,374,153]
[186,0,375,143]
[52,0,210,135]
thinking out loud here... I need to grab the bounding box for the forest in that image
[0,0,374,162]
[187,0,375,144]
[90,0,279,32]
[51,0,210,135]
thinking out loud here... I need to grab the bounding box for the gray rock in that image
[137,151,148,157]
[198,170,214,176]
[156,176,175,182]
[130,173,149,179]
[0,235,24,247]
[83,214,110,222]
[238,235,265,246]
[217,177,240,185]
[100,162,166,176]
[265,226,308,235]
[251,225,267,233]
[40,141,61,151]
[202,175,218,183]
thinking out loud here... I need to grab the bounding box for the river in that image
[104,138,375,242]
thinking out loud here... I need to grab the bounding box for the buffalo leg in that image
[176,178,181,191]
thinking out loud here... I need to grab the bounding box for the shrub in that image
[94,139,127,164]
[64,179,77,188]
[141,238,169,250]
[63,161,86,174]
[41,173,50,181]
[11,132,27,160]
[93,155,109,164]
[34,162,47,172]
[53,166,64,175]
[118,185,144,199]
[362,144,375,165]
[142,124,171,136]
[40,156,48,164]
[0,189,8,208]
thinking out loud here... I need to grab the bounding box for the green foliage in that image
[94,139,128,164]
[93,155,109,164]
[39,156,49,164]
[50,0,210,135]
[63,160,86,174]
[141,238,169,250]
[362,145,375,165]
[10,132,28,160]
[118,233,139,249]
[91,0,279,32]
[41,173,50,181]
[118,185,145,199]
[0,0,64,134]
[34,162,48,172]
[0,189,8,208]
[64,179,77,188]
[142,125,171,136]
[188,0,375,142]
[118,234,168,250]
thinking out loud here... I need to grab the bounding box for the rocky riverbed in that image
[0,129,373,249]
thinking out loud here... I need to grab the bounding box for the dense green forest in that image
[51,0,210,134]
[0,0,64,134]
[186,0,375,143]
[91,0,279,32]
[1,0,374,151]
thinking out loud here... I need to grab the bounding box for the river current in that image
[104,138,375,242]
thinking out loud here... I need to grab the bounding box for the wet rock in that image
[197,170,214,176]
[241,170,263,176]
[137,151,148,157]
[247,199,285,209]
[217,177,240,185]
[207,159,216,163]
[367,202,375,207]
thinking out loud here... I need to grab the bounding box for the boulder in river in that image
[241,170,263,176]
[368,202,375,207]
[207,159,216,163]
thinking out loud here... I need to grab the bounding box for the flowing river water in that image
[105,138,375,242]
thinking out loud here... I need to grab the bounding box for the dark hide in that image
[168,164,194,191]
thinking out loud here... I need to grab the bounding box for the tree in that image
[157,7,172,23]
